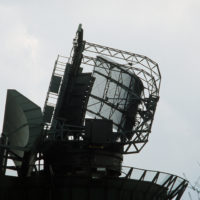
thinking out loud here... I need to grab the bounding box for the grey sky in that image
[0,1,200,199]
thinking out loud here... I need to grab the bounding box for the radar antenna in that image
[0,24,188,200]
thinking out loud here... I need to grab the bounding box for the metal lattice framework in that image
[43,40,161,154]
[120,166,188,199]
[82,42,161,153]
[43,55,67,126]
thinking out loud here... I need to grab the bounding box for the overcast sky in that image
[0,0,200,199]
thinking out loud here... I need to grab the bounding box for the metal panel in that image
[55,72,94,126]
[43,105,54,123]
[85,119,113,143]
[87,56,143,133]
[49,75,62,93]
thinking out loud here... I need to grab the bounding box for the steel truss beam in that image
[81,44,161,153]
[43,40,161,154]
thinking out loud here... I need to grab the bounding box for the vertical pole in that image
[0,134,8,175]
[0,145,4,175]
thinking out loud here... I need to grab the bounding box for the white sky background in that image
[0,0,200,199]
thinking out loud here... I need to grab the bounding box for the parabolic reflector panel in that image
[2,90,43,166]
[87,56,144,133]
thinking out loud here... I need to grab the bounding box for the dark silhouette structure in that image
[0,25,188,199]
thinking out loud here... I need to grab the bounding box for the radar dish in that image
[2,90,43,169]
[43,36,161,153]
